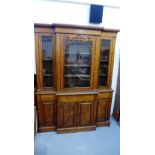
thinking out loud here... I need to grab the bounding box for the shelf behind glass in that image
[43,76,53,87]
[43,74,53,76]
[65,66,90,75]
[64,64,90,67]
[100,65,108,68]
[100,74,107,76]
[64,74,90,77]
[100,59,108,62]
[64,39,92,88]
[64,76,90,88]
[43,58,53,61]
[65,52,91,55]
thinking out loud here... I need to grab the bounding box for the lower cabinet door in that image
[58,102,77,128]
[38,102,56,131]
[57,94,97,133]
[57,102,95,130]
[97,100,111,123]
[78,102,94,126]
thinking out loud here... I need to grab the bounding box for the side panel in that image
[35,33,42,89]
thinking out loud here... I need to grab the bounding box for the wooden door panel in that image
[78,102,93,126]
[38,102,56,127]
[97,100,110,122]
[43,102,55,126]
[62,103,77,128]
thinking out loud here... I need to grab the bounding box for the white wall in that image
[34,0,120,114]
[34,0,120,28]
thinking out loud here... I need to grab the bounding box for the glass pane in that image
[42,36,53,87]
[99,39,111,86]
[64,40,92,88]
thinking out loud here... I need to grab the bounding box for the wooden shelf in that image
[100,74,107,76]
[100,65,108,68]
[65,52,91,55]
[56,91,98,96]
[43,74,53,76]
[43,59,53,61]
[100,59,108,62]
[65,64,90,67]
[65,74,90,78]
[65,42,91,45]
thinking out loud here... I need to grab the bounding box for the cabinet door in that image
[38,102,56,128]
[98,39,111,86]
[93,37,115,89]
[35,32,55,89]
[58,102,78,128]
[78,102,94,126]
[97,100,111,122]
[61,34,96,90]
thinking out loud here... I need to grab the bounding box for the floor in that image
[34,117,120,155]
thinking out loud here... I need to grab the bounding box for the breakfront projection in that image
[34,23,119,133]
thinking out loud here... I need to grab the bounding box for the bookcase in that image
[34,23,119,133]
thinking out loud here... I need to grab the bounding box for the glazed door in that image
[60,34,96,90]
[93,37,115,88]
[35,32,55,90]
[99,39,111,86]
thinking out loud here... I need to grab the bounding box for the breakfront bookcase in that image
[34,23,119,133]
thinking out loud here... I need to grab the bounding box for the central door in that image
[60,34,96,90]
